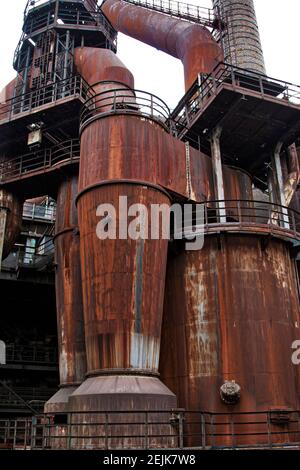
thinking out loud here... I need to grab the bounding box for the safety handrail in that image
[0,139,80,183]
[170,62,300,137]
[0,76,92,123]
[173,199,300,241]
[81,86,171,131]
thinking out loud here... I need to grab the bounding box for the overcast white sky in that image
[0,0,299,109]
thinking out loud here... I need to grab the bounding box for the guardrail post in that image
[68,413,72,450]
[105,412,109,450]
[237,200,242,225]
[144,412,149,449]
[273,141,290,229]
[178,411,184,449]
[201,413,206,449]
[267,412,272,448]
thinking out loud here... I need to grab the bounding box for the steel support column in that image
[273,141,290,229]
[0,208,8,271]
[210,126,226,223]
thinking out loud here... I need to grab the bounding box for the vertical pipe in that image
[210,126,226,223]
[0,208,8,270]
[44,175,86,417]
[273,141,290,229]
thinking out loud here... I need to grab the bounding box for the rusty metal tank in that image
[44,175,86,415]
[0,189,23,261]
[67,52,177,448]
[160,234,300,446]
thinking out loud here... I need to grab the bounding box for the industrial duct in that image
[101,0,222,90]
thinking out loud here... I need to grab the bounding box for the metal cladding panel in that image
[102,0,222,89]
[80,114,210,201]
[160,235,300,444]
[54,176,87,387]
[0,189,23,260]
[77,183,170,374]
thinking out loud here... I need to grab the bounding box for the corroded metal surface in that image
[101,0,222,89]
[213,0,266,74]
[74,47,134,89]
[45,175,86,414]
[79,113,251,204]
[0,189,23,260]
[0,79,16,121]
[77,182,170,375]
[160,234,300,445]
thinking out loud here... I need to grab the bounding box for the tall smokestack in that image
[213,0,266,74]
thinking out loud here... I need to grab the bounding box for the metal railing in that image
[0,139,80,183]
[117,0,218,28]
[0,387,56,409]
[1,237,55,272]
[24,0,53,17]
[23,203,56,222]
[1,409,300,450]
[5,344,57,364]
[176,200,300,241]
[80,86,171,131]
[0,75,92,123]
[170,62,300,137]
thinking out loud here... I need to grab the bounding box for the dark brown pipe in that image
[74,47,134,89]
[45,175,86,415]
[0,189,23,260]
[101,0,222,90]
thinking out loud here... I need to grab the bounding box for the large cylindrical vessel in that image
[160,234,300,446]
[213,0,266,74]
[45,175,86,415]
[68,51,177,445]
[0,189,23,261]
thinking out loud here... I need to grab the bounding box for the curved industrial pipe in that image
[74,47,134,89]
[101,0,222,90]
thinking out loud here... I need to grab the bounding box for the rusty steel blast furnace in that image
[1,0,300,450]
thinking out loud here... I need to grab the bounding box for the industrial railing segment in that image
[175,199,300,241]
[170,62,300,138]
[24,0,53,17]
[5,344,57,365]
[0,76,92,124]
[23,202,56,222]
[113,0,219,28]
[80,86,171,131]
[23,6,117,40]
[0,140,80,183]
[1,409,300,450]
[2,237,55,272]
[0,387,56,409]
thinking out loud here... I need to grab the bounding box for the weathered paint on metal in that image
[0,189,23,260]
[79,113,251,204]
[45,175,86,414]
[160,234,300,445]
[74,47,134,89]
[77,182,170,374]
[101,0,222,90]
